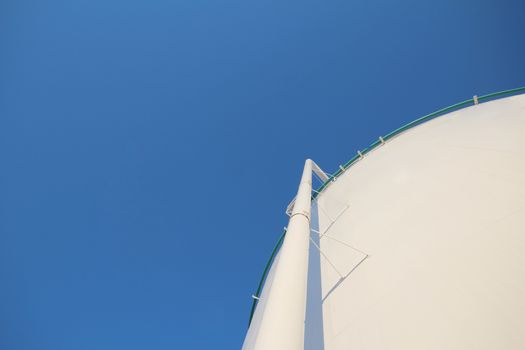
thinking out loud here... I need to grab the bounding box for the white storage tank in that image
[243,89,525,350]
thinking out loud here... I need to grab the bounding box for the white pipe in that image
[250,159,313,350]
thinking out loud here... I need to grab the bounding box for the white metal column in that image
[250,159,313,350]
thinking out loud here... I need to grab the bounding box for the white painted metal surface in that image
[316,94,525,349]
[243,160,313,350]
[242,250,282,348]
[285,161,328,217]
[243,93,525,349]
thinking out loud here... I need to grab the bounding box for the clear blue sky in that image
[1,0,524,348]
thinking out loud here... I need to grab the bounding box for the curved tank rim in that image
[312,87,525,199]
[247,86,525,326]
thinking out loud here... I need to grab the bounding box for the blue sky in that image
[1,0,524,348]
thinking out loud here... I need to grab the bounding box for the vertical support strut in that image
[249,159,313,350]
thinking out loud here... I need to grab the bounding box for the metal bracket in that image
[312,161,329,183]
[311,229,369,257]
[285,197,296,216]
[309,237,344,279]
[315,204,350,237]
